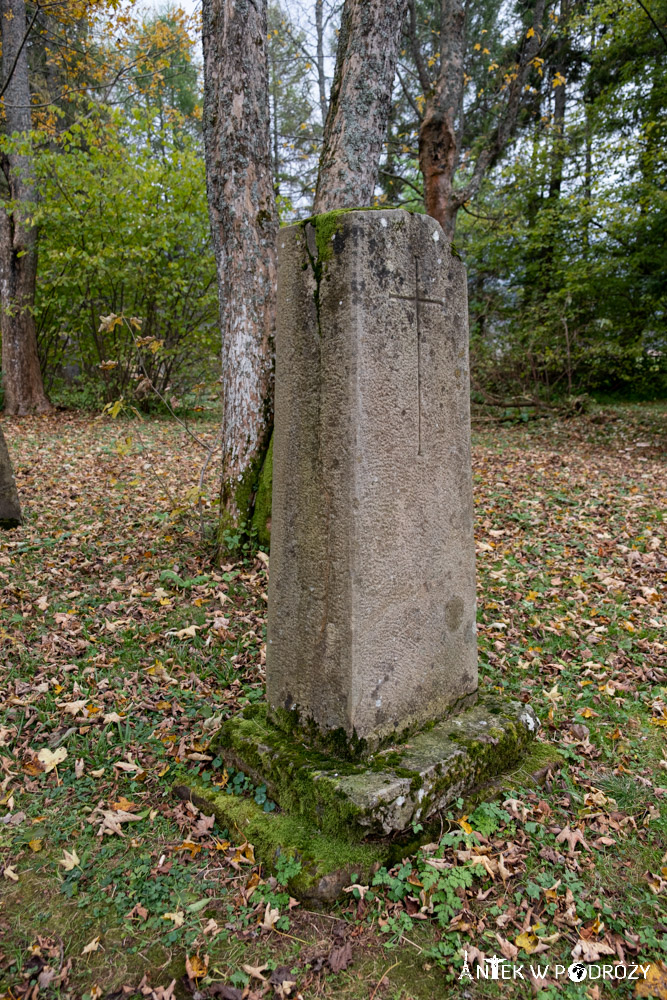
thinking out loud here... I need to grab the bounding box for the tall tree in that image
[416,0,549,238]
[0,0,52,414]
[202,0,278,548]
[313,0,408,210]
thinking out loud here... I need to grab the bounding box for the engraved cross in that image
[389,257,445,456]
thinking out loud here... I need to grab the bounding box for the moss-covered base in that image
[213,698,540,839]
[174,783,384,903]
[176,700,556,903]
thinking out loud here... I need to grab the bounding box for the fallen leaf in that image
[176,840,201,858]
[111,796,137,812]
[82,936,101,955]
[635,962,667,999]
[3,865,18,881]
[103,712,124,724]
[515,932,540,954]
[162,910,184,927]
[497,934,518,960]
[328,939,353,972]
[556,825,590,853]
[113,760,142,773]
[260,902,280,930]
[242,963,269,981]
[185,954,208,980]
[58,848,81,871]
[37,747,67,773]
[571,938,616,961]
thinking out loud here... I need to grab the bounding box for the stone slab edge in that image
[213,698,540,838]
[173,782,385,904]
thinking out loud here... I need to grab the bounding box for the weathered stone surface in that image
[267,209,477,752]
[0,425,21,529]
[215,698,539,838]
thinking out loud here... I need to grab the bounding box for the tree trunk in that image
[417,0,465,240]
[202,0,278,548]
[313,0,408,212]
[0,0,52,415]
[418,0,548,239]
[0,423,21,527]
[548,0,569,202]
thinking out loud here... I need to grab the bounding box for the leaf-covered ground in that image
[0,404,665,1000]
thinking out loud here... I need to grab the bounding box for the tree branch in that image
[633,0,667,49]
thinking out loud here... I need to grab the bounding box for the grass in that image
[0,401,665,999]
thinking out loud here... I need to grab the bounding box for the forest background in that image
[0,0,664,419]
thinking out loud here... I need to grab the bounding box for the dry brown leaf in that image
[555,825,590,853]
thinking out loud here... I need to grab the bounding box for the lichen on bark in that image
[202,0,277,557]
[313,0,408,213]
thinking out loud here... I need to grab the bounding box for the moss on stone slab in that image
[214,699,541,839]
[175,783,384,903]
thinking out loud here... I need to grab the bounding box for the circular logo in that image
[568,963,587,983]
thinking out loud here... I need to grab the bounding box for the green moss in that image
[213,699,541,842]
[251,431,273,550]
[270,703,369,761]
[180,783,384,902]
[217,434,272,559]
[217,705,369,839]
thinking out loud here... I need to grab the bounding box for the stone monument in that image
[183,210,540,900]
[268,208,477,752]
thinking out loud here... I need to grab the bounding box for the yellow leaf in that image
[635,962,667,998]
[526,26,535,38]
[37,747,67,773]
[186,954,208,980]
[457,816,473,835]
[473,42,481,50]
[515,931,540,953]
[111,797,137,812]
[28,839,42,853]
[176,841,201,858]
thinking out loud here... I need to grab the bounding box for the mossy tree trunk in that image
[0,424,21,528]
[201,0,277,555]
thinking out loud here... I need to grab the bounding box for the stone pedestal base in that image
[176,699,551,902]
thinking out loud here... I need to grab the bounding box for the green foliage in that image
[33,110,218,407]
[456,0,667,402]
